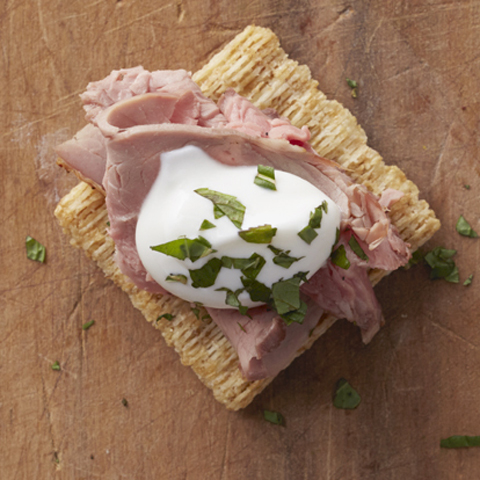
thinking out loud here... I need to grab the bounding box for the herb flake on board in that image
[440,435,480,448]
[456,215,478,238]
[333,378,361,409]
[424,247,459,283]
[82,320,95,331]
[51,361,61,371]
[263,410,285,426]
[346,78,358,98]
[26,236,46,263]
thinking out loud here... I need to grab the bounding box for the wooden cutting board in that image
[2,1,480,478]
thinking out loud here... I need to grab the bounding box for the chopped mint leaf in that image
[263,410,285,426]
[464,184,471,190]
[334,227,340,245]
[297,202,329,244]
[456,215,478,238]
[445,265,459,283]
[258,164,275,180]
[333,378,361,409]
[26,235,46,263]
[254,165,276,190]
[51,361,60,371]
[200,219,216,230]
[195,188,246,228]
[82,320,95,331]
[464,274,473,286]
[238,225,277,244]
[268,246,304,269]
[221,253,266,280]
[298,225,318,244]
[280,299,307,325]
[166,274,188,284]
[267,245,282,255]
[346,78,358,89]
[237,322,247,332]
[254,176,276,190]
[241,277,272,303]
[403,249,424,270]
[217,287,248,315]
[191,307,200,319]
[121,398,129,407]
[157,313,175,321]
[346,78,358,98]
[331,245,351,270]
[348,235,368,262]
[293,271,309,282]
[189,257,223,288]
[425,247,457,281]
[151,236,215,262]
[271,277,302,316]
[440,435,480,448]
[309,202,327,229]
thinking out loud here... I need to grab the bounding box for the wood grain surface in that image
[1,1,480,478]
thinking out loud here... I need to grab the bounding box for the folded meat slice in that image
[55,68,227,191]
[207,300,324,381]
[81,66,226,128]
[218,89,313,150]
[55,123,107,190]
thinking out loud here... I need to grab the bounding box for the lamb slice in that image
[55,68,227,192]
[55,91,203,193]
[81,66,226,128]
[218,88,313,150]
[55,123,107,191]
[207,300,324,381]
[379,188,404,210]
[95,91,200,138]
[301,260,383,344]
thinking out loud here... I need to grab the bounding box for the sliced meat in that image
[301,261,383,344]
[379,188,404,210]
[55,123,106,190]
[55,67,228,191]
[218,88,313,150]
[81,66,226,127]
[207,300,324,381]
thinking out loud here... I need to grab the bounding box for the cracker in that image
[54,26,440,410]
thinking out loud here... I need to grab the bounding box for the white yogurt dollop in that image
[136,146,341,308]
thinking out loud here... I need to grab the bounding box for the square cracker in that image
[54,26,440,410]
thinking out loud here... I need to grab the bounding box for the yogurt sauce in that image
[135,145,341,309]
